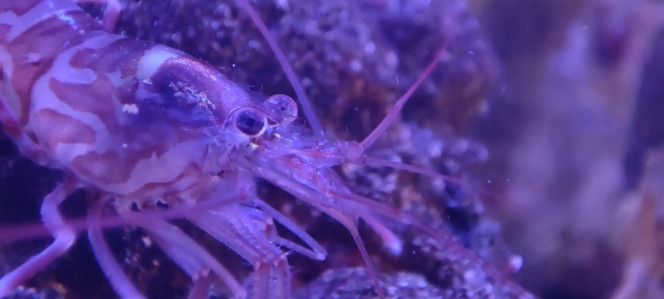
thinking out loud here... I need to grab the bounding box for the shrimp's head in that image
[131,45,316,184]
[123,44,361,199]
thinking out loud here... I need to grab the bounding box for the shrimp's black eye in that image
[235,109,267,136]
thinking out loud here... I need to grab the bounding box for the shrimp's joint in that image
[249,143,259,150]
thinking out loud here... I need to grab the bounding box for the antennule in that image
[361,43,449,150]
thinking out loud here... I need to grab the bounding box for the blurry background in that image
[470,0,664,298]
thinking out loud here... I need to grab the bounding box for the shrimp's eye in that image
[234,108,267,136]
[263,94,298,124]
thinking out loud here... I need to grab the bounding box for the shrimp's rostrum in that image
[0,0,525,298]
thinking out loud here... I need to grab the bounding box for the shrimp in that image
[0,0,527,298]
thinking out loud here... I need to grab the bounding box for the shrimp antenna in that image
[361,42,448,150]
[366,156,463,185]
[235,0,326,139]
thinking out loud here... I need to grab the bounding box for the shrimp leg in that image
[126,213,247,299]
[0,179,77,296]
[191,204,294,299]
[88,203,146,299]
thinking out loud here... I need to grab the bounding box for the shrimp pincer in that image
[0,0,527,298]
